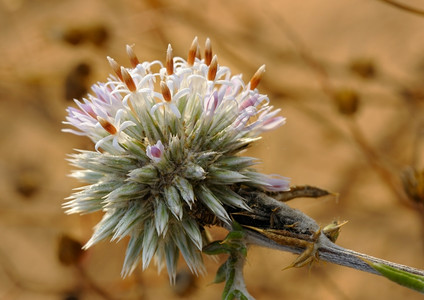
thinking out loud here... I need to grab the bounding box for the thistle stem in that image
[245,223,424,277]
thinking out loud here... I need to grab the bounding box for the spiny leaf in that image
[362,258,424,294]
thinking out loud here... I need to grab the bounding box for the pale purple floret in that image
[146,140,164,163]
[263,174,291,191]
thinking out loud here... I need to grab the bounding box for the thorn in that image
[107,56,123,81]
[160,81,172,102]
[323,220,349,243]
[249,64,266,90]
[187,37,198,66]
[205,38,212,66]
[126,44,139,68]
[281,264,294,271]
[166,44,174,75]
[121,67,137,92]
[97,116,117,135]
[207,55,218,81]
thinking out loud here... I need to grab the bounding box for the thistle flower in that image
[63,37,289,283]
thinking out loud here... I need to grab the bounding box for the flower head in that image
[63,37,289,282]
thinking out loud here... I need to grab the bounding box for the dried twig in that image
[375,0,424,17]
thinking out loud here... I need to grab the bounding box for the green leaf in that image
[222,265,235,300]
[203,241,232,255]
[214,260,228,284]
[364,259,424,293]
[227,290,249,300]
[223,230,245,242]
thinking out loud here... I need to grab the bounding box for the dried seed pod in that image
[64,62,91,101]
[57,234,84,266]
[333,88,360,115]
[349,58,377,79]
[14,165,42,198]
[401,167,424,205]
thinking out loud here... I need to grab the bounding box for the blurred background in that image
[1,0,423,299]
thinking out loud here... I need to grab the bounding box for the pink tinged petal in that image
[204,91,219,116]
[150,147,161,158]
[233,113,250,131]
[258,106,280,120]
[147,140,164,163]
[81,104,97,119]
[263,174,290,192]
[259,116,286,132]
[217,83,229,102]
[226,75,244,98]
[239,95,259,111]
[74,100,97,119]
[92,85,109,104]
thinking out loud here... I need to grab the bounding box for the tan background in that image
[1,0,423,299]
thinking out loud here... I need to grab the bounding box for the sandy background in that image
[1,0,423,299]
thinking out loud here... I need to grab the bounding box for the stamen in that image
[187,37,198,66]
[166,44,174,75]
[121,67,137,92]
[205,38,212,66]
[97,116,117,135]
[249,64,265,90]
[126,45,139,68]
[160,81,172,102]
[207,55,218,81]
[107,56,123,81]
[195,43,201,60]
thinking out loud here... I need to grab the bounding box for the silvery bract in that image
[63,37,289,282]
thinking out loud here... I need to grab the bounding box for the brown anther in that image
[126,45,139,68]
[187,37,198,66]
[97,116,117,135]
[249,64,265,90]
[166,44,174,75]
[160,81,172,102]
[195,44,201,60]
[207,55,218,81]
[107,56,123,81]
[204,38,212,66]
[121,67,137,92]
